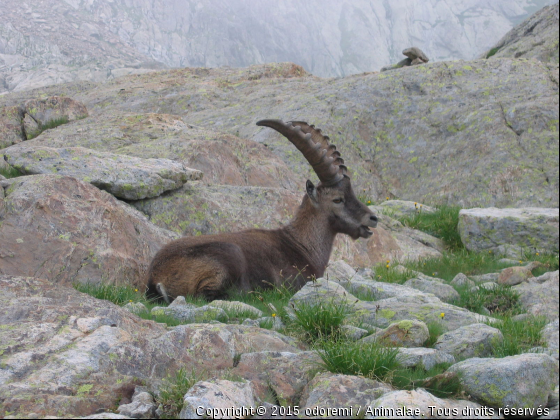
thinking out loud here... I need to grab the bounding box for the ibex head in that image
[257,120,378,240]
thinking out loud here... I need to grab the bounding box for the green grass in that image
[0,165,23,179]
[226,284,293,316]
[400,205,463,251]
[486,47,501,59]
[156,368,204,418]
[291,299,351,343]
[315,338,400,381]
[488,315,548,358]
[426,320,446,347]
[451,284,523,317]
[390,363,461,398]
[27,116,70,140]
[74,282,150,306]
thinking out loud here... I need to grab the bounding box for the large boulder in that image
[231,351,320,406]
[514,271,559,321]
[458,208,559,257]
[396,348,456,371]
[300,372,392,412]
[481,3,560,63]
[0,106,25,149]
[434,324,504,359]
[24,96,88,129]
[368,388,502,419]
[449,354,559,411]
[0,175,177,287]
[3,145,203,200]
[367,320,429,348]
[404,276,460,303]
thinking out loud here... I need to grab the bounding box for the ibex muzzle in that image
[146,120,378,302]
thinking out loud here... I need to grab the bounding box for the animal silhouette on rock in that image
[146,119,378,302]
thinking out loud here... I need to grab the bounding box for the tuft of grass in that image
[390,363,461,398]
[291,299,351,343]
[372,264,413,284]
[74,282,149,306]
[156,368,203,418]
[451,284,523,317]
[486,47,501,58]
[426,320,446,348]
[488,315,548,358]
[27,116,71,140]
[316,338,400,381]
[0,165,23,179]
[399,205,463,251]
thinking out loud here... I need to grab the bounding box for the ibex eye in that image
[333,198,343,204]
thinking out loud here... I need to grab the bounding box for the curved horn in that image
[256,119,346,185]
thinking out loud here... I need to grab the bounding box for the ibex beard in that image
[146,120,378,303]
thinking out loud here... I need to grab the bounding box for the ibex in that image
[146,120,378,302]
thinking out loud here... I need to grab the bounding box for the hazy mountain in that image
[0,0,556,94]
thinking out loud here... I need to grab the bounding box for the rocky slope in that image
[1,0,556,94]
[481,2,559,62]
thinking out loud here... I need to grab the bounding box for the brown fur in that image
[146,176,378,301]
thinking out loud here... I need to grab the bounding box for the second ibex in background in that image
[147,119,378,302]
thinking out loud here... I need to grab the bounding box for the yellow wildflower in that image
[440,312,445,319]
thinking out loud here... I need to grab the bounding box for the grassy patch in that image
[488,316,548,358]
[291,299,351,343]
[315,338,400,381]
[399,205,463,251]
[74,282,150,306]
[156,368,203,418]
[391,363,461,398]
[486,47,501,58]
[27,116,70,139]
[426,320,446,347]
[0,165,22,179]
[451,284,523,317]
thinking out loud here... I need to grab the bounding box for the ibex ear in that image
[306,180,319,205]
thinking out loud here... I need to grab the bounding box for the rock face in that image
[404,276,460,303]
[514,270,559,320]
[459,208,559,257]
[2,57,558,209]
[396,348,456,371]
[3,144,202,200]
[1,0,554,93]
[0,175,177,287]
[370,320,430,348]
[0,106,25,148]
[24,96,89,129]
[449,354,559,410]
[482,3,559,63]
[434,324,504,359]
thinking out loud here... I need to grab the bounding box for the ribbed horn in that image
[256,119,346,185]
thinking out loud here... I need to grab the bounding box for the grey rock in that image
[497,266,534,286]
[3,144,202,200]
[514,271,559,320]
[404,277,460,303]
[451,273,476,289]
[179,379,255,419]
[340,325,369,341]
[449,353,559,409]
[377,200,435,219]
[150,305,228,323]
[208,300,264,318]
[300,372,392,412]
[123,302,148,316]
[434,323,504,359]
[482,3,560,63]
[117,392,156,418]
[548,386,559,408]
[540,409,560,419]
[23,113,41,140]
[458,208,559,258]
[367,388,503,419]
[542,319,559,349]
[231,351,321,406]
[469,273,500,284]
[367,320,429,348]
[396,348,456,371]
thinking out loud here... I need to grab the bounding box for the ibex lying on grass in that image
[146,120,378,302]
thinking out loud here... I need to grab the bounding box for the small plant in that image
[426,320,446,347]
[26,116,71,140]
[0,165,22,179]
[316,338,400,381]
[390,363,460,398]
[451,284,523,316]
[399,205,463,251]
[489,315,548,358]
[486,47,501,59]
[156,368,203,418]
[291,299,351,342]
[74,282,148,306]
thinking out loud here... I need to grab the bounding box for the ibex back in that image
[146,120,378,302]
